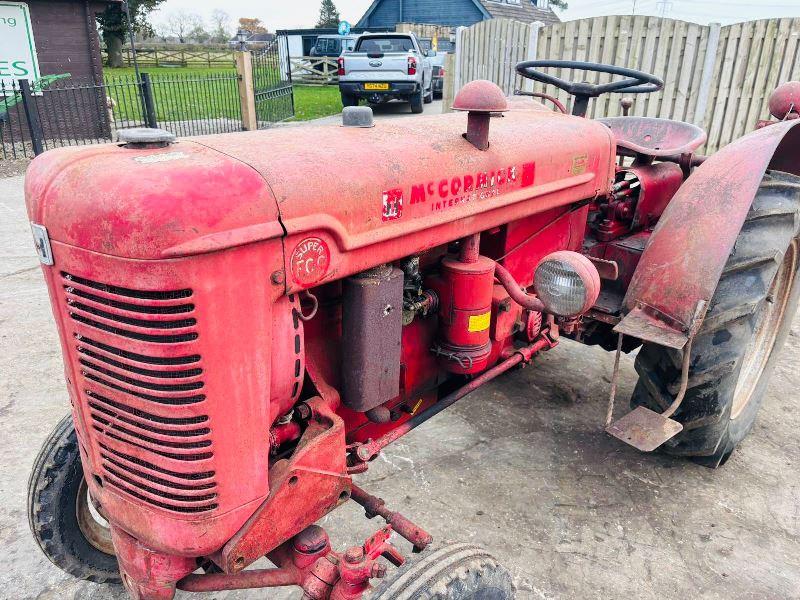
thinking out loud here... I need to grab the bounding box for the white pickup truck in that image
[338,33,434,114]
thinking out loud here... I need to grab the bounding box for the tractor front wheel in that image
[368,541,514,599]
[630,171,800,467]
[28,414,120,583]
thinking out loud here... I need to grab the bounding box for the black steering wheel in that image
[515,60,663,117]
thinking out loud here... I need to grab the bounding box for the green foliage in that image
[98,0,166,66]
[315,0,341,29]
[97,0,164,40]
[549,0,568,9]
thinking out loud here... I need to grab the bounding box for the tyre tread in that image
[630,171,800,465]
[28,414,120,584]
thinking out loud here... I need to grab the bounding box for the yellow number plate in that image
[364,83,389,90]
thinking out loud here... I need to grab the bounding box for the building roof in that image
[275,27,392,36]
[356,0,559,29]
[229,31,276,44]
[246,32,276,42]
[357,0,492,28]
[479,1,560,25]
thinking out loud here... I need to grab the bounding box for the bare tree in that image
[161,10,203,44]
[210,9,231,43]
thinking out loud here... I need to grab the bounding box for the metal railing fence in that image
[1,71,243,159]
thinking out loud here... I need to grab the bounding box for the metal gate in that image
[252,37,294,124]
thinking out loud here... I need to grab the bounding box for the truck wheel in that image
[342,93,358,108]
[368,542,514,599]
[28,414,121,584]
[424,84,434,104]
[410,89,424,114]
[630,171,800,467]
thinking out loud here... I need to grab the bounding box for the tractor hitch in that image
[351,484,433,552]
[177,522,407,598]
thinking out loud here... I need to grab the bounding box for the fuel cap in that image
[118,128,176,148]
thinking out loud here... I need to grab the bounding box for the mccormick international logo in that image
[381,162,535,220]
[382,188,403,221]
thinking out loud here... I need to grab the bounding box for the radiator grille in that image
[63,272,218,514]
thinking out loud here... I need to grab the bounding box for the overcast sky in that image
[149,0,800,32]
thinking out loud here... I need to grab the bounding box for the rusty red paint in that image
[353,335,556,464]
[24,97,613,595]
[350,484,434,551]
[28,69,800,600]
[177,568,298,592]
[291,237,331,285]
[112,526,197,599]
[618,120,800,347]
[769,81,800,120]
[600,116,707,157]
[451,79,509,113]
[220,396,351,572]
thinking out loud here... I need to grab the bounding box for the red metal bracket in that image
[219,396,351,573]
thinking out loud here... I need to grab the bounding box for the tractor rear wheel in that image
[28,414,120,584]
[630,171,800,467]
[368,541,514,599]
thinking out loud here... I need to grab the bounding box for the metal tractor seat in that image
[600,116,707,157]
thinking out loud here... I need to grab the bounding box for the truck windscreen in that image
[356,37,414,53]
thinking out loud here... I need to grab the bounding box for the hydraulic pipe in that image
[354,337,553,463]
[350,484,434,551]
[493,263,546,312]
[177,569,297,592]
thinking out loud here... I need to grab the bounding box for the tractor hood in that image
[26,100,615,265]
[25,139,281,260]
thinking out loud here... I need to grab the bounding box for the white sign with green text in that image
[0,1,40,92]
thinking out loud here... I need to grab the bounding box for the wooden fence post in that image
[442,53,457,113]
[524,21,545,93]
[693,22,722,128]
[453,26,466,96]
[235,51,258,130]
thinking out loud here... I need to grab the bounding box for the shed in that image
[276,27,393,58]
[1,0,117,88]
[1,0,118,149]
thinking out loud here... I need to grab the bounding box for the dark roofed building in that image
[2,0,119,87]
[1,0,120,148]
[356,0,560,29]
[479,0,560,24]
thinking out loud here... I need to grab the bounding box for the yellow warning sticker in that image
[468,311,491,332]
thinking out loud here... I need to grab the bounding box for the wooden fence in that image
[103,48,237,68]
[289,57,339,85]
[452,16,800,152]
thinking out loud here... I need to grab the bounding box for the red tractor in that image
[25,62,800,599]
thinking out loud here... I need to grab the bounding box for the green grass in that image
[102,67,342,123]
[291,85,342,121]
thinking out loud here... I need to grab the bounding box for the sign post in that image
[0,1,40,93]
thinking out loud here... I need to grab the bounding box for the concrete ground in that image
[2,149,800,600]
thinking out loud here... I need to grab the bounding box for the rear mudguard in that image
[616,120,800,349]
